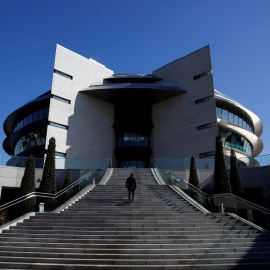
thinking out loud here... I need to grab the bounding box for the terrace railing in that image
[152,160,270,231]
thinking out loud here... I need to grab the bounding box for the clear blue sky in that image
[0,0,269,156]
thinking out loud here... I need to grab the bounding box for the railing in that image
[0,154,110,169]
[0,159,112,227]
[152,160,270,231]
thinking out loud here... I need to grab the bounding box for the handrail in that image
[170,170,270,215]
[0,159,112,211]
[152,159,270,230]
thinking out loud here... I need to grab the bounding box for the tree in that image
[39,137,57,209]
[189,156,200,188]
[230,149,244,197]
[19,155,36,215]
[189,156,202,203]
[214,134,232,194]
[62,168,73,201]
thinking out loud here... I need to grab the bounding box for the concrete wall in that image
[0,166,82,200]
[47,45,114,159]
[152,46,217,159]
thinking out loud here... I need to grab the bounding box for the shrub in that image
[230,149,244,197]
[39,137,57,209]
[62,168,73,201]
[214,134,232,194]
[19,155,36,216]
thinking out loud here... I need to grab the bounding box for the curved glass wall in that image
[216,105,253,133]
[117,133,148,146]
[13,107,49,133]
[14,128,47,155]
[219,128,253,156]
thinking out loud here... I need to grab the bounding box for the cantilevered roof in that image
[81,81,185,104]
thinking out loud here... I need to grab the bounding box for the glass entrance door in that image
[121,161,145,168]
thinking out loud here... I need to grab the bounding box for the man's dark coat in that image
[126,176,137,191]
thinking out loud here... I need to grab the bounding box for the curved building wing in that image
[214,90,263,158]
[3,91,50,157]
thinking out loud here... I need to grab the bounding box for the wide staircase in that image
[0,168,270,269]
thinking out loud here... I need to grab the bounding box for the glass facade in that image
[219,128,253,156]
[121,161,145,168]
[14,128,47,155]
[118,133,148,146]
[216,105,253,133]
[13,107,49,132]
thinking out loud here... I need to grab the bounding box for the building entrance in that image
[121,161,145,168]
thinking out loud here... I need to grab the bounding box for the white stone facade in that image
[152,46,217,158]
[47,45,114,158]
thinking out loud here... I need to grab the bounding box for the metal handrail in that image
[0,159,112,211]
[152,160,270,215]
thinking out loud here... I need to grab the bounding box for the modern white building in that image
[3,45,263,168]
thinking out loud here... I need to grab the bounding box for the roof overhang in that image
[80,83,186,104]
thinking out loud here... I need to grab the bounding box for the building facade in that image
[3,45,263,168]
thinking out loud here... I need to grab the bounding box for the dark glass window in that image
[54,69,73,80]
[117,133,148,146]
[49,122,68,130]
[197,122,216,131]
[19,120,23,129]
[195,96,213,105]
[28,114,32,124]
[38,108,45,120]
[56,152,66,157]
[193,70,211,80]
[219,128,252,156]
[23,117,27,126]
[52,95,71,104]
[45,107,49,118]
[199,151,215,158]
[33,111,38,122]
[14,127,47,155]
[216,107,222,119]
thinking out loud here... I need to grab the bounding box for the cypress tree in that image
[214,134,232,194]
[189,156,200,188]
[230,149,244,197]
[62,168,73,201]
[19,155,36,215]
[189,156,201,203]
[39,137,57,209]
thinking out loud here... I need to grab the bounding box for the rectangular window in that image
[199,151,215,158]
[33,111,38,122]
[44,107,49,118]
[197,122,216,130]
[52,95,71,104]
[28,114,33,125]
[193,70,212,80]
[216,107,222,119]
[55,152,66,157]
[38,108,45,120]
[23,117,27,126]
[54,69,73,80]
[195,96,213,105]
[49,122,68,130]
